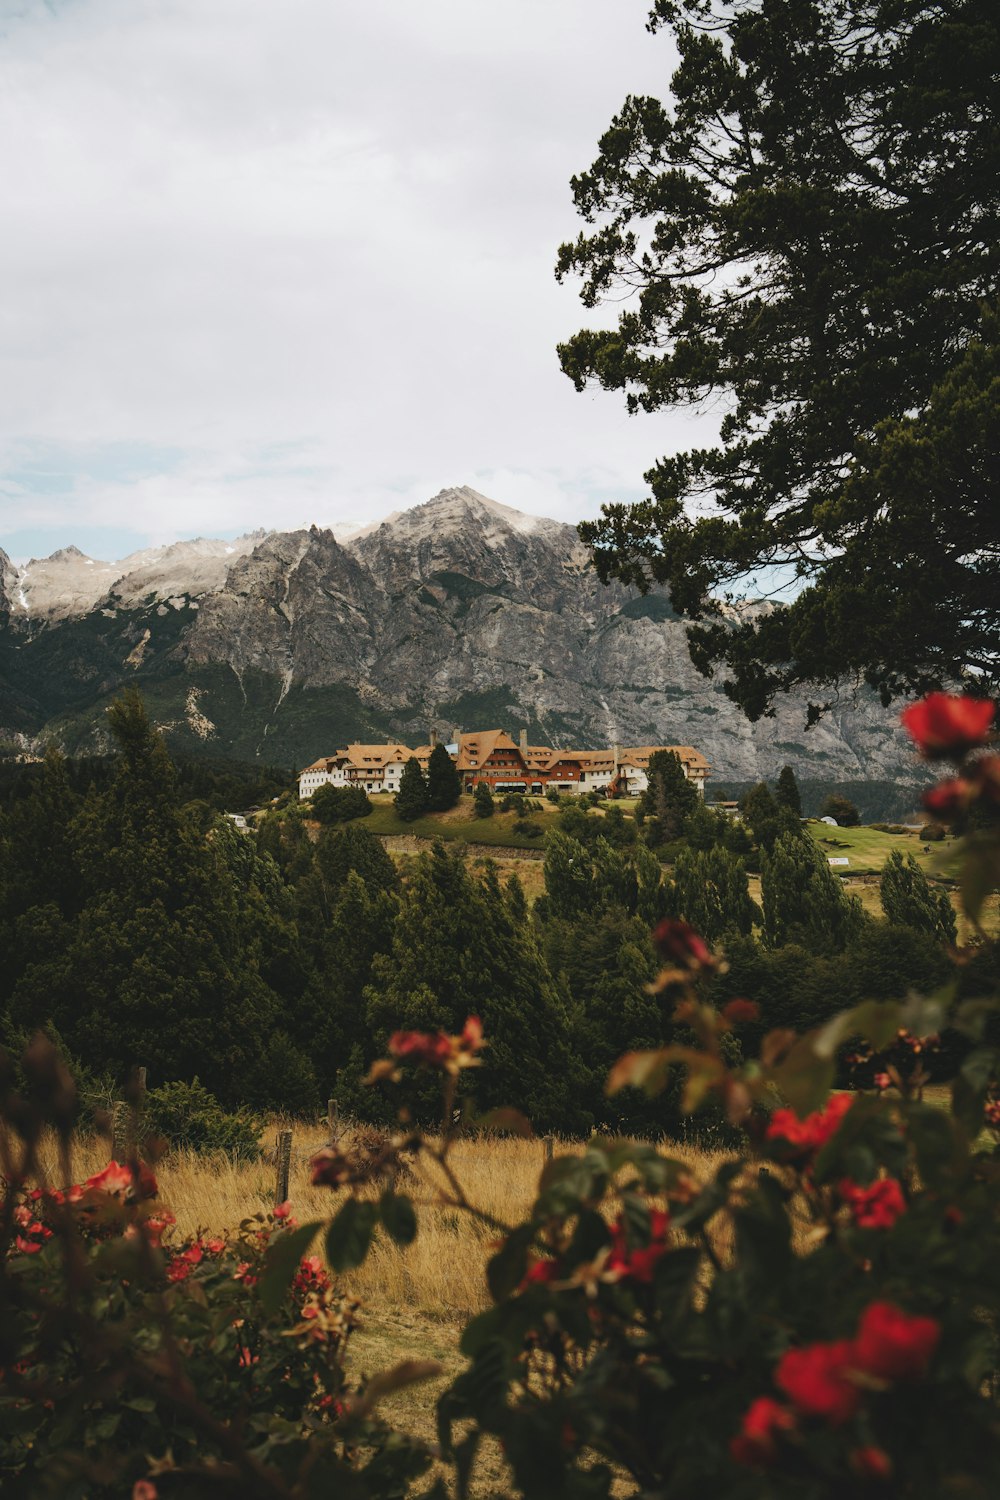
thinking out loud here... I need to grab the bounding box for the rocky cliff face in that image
[0,487,921,783]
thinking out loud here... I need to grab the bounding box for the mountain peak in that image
[384,485,564,541]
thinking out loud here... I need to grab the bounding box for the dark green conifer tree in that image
[775,766,803,818]
[472,781,494,819]
[426,743,462,812]
[11,691,277,1104]
[365,843,587,1132]
[880,850,957,946]
[670,846,756,944]
[394,757,429,822]
[541,830,595,922]
[639,751,699,843]
[761,832,865,954]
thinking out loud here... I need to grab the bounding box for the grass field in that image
[804,819,952,875]
[360,797,554,851]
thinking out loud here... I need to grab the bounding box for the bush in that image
[512,817,543,838]
[144,1078,262,1160]
[922,820,947,842]
[310,783,372,824]
[0,1144,430,1497]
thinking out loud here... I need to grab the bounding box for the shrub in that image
[144,1077,263,1160]
[0,1143,432,1497]
[310,783,371,824]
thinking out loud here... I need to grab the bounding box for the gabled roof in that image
[455,730,521,770]
[342,743,412,767]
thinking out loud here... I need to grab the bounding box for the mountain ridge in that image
[0,487,922,783]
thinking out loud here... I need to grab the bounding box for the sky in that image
[0,0,722,565]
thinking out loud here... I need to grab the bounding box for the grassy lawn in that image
[361,798,550,850]
[805,820,956,876]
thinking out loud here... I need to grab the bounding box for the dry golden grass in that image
[24,1121,731,1320]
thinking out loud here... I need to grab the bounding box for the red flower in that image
[520,1257,560,1289]
[652,919,714,971]
[921,777,973,819]
[723,998,760,1023]
[389,1029,453,1066]
[901,694,994,760]
[15,1235,43,1255]
[873,1071,891,1092]
[607,1209,670,1284]
[840,1178,907,1230]
[775,1340,860,1424]
[203,1237,226,1255]
[310,1147,352,1189]
[273,1200,292,1220]
[851,1446,892,1481]
[132,1482,158,1500]
[387,1016,485,1074]
[853,1301,940,1381]
[729,1396,796,1465]
[84,1161,133,1196]
[766,1093,855,1162]
[144,1212,175,1246]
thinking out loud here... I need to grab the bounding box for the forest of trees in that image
[0,692,987,1137]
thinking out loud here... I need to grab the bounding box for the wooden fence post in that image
[327,1097,338,1140]
[126,1066,148,1155]
[111,1101,128,1162]
[544,1134,554,1161]
[275,1129,293,1207]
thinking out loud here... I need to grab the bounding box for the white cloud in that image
[0,0,717,554]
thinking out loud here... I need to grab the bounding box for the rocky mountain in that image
[0,486,922,784]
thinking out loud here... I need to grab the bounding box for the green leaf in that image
[379,1189,418,1246]
[958,832,1000,926]
[325,1198,378,1273]
[906,1103,965,1192]
[486,1224,535,1303]
[769,1034,835,1117]
[258,1220,322,1314]
[845,999,903,1052]
[734,1173,791,1284]
[952,1047,999,1137]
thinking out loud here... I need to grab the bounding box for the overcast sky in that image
[0,0,715,564]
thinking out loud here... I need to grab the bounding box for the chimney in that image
[429,727,438,748]
[613,742,621,773]
[519,728,528,756]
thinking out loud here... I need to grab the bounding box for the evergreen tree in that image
[639,751,699,843]
[683,800,727,851]
[880,850,958,946]
[394,757,429,822]
[738,782,795,854]
[472,781,495,819]
[10,691,277,1104]
[541,830,595,922]
[761,832,865,954]
[565,1,1000,712]
[633,840,669,929]
[312,822,398,899]
[670,846,756,945]
[0,749,85,1022]
[426,743,462,812]
[365,843,587,1132]
[775,766,803,819]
